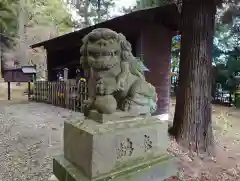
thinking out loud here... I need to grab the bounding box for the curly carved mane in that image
[79,29,157,115]
[80,28,144,78]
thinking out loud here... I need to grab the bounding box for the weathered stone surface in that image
[53,154,178,181]
[88,110,136,123]
[80,28,158,116]
[64,116,168,179]
[53,27,177,181]
[94,95,117,114]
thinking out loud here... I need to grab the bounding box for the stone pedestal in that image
[53,113,178,181]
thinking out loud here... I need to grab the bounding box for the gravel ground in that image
[1,99,240,181]
[0,101,83,181]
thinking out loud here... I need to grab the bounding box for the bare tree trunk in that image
[171,0,216,155]
[0,28,3,77]
[84,0,90,27]
[18,0,27,67]
[97,0,101,23]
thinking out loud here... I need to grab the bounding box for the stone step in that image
[53,154,178,181]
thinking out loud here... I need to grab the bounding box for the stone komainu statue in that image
[80,28,158,116]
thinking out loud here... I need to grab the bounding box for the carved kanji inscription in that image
[116,138,134,159]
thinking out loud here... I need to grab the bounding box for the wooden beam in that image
[28,82,31,100]
[7,82,11,100]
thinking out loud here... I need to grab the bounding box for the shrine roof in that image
[30,4,180,51]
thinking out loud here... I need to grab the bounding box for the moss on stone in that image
[53,154,177,181]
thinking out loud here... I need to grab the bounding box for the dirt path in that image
[0,101,83,181]
[0,98,240,181]
[168,102,240,181]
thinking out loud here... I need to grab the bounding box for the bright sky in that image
[110,0,136,16]
[66,0,137,28]
[115,0,136,9]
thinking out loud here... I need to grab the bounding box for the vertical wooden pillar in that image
[7,82,11,100]
[137,24,173,118]
[236,84,240,108]
[46,49,56,81]
[28,82,31,100]
[63,68,69,81]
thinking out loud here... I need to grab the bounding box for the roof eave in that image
[30,4,180,49]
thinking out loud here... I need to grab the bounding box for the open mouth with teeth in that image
[85,49,121,69]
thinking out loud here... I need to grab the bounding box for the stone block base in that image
[64,116,169,178]
[53,154,178,181]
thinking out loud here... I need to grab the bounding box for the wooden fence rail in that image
[32,80,88,112]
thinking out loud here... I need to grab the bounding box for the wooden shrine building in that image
[30,4,180,116]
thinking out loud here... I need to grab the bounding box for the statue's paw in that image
[117,81,125,91]
[94,95,117,114]
[103,87,113,95]
[96,80,115,95]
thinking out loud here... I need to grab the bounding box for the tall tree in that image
[26,0,74,35]
[67,0,93,27]
[83,0,91,26]
[0,0,18,76]
[67,0,115,26]
[136,0,177,9]
[121,5,138,14]
[2,0,74,76]
[0,0,17,32]
[18,0,27,66]
[171,0,240,154]
[91,0,115,24]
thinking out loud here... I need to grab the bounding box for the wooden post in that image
[28,82,31,100]
[63,68,69,81]
[79,81,82,112]
[65,80,70,109]
[236,84,240,108]
[36,81,39,101]
[7,82,11,100]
